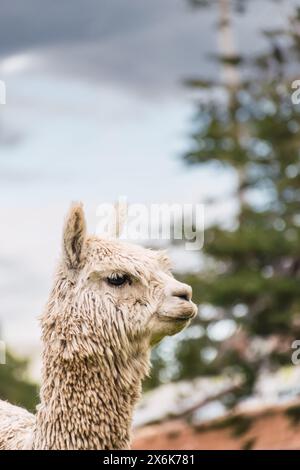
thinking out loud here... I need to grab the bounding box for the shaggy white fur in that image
[0,203,197,450]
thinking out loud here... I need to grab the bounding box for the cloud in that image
[0,0,295,95]
[0,0,163,55]
[0,0,215,95]
[0,53,36,75]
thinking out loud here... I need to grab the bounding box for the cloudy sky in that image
[0,0,297,365]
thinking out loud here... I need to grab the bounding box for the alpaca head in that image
[45,203,197,363]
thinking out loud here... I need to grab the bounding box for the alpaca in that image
[0,203,197,450]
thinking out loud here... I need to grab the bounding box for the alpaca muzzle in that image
[158,279,197,322]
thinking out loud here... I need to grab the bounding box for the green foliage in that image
[241,437,256,450]
[285,404,300,426]
[0,350,39,413]
[207,414,254,437]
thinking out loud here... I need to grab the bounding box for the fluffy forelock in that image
[82,236,172,284]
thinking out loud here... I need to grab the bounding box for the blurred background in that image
[1,0,300,449]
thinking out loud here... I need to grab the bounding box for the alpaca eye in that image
[106,274,130,287]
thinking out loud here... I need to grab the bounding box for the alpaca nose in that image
[172,283,192,302]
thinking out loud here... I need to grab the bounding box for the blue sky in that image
[0,0,296,364]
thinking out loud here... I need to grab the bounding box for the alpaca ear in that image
[63,202,87,269]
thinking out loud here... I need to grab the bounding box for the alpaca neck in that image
[33,345,149,450]
[32,269,150,450]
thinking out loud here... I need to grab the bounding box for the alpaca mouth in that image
[173,314,195,322]
[158,301,197,323]
[159,312,195,322]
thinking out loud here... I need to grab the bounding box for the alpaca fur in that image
[0,203,197,450]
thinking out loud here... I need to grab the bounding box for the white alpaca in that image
[0,203,196,450]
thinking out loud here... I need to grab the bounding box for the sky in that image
[0,0,297,369]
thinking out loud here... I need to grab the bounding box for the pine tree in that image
[146,3,300,404]
[0,349,38,412]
